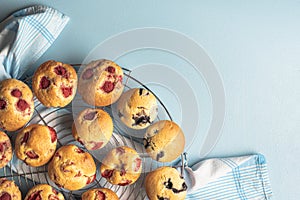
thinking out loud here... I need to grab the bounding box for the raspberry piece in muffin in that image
[54,65,69,78]
[40,76,51,89]
[82,68,94,80]
[61,86,72,98]
[49,127,57,143]
[16,99,30,111]
[101,81,115,93]
[0,100,6,110]
[11,89,22,98]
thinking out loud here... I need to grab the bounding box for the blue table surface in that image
[1,1,300,199]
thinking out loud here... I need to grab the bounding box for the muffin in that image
[0,131,12,168]
[117,88,158,129]
[48,144,96,191]
[24,184,64,200]
[78,59,124,106]
[100,146,142,186]
[32,60,77,107]
[143,120,185,162]
[72,108,113,150]
[0,178,22,200]
[0,79,34,131]
[15,124,57,167]
[82,188,119,200]
[145,167,187,200]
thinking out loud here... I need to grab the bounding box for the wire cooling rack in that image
[0,66,186,200]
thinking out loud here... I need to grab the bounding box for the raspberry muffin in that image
[78,59,124,106]
[48,144,96,191]
[32,60,77,107]
[82,188,119,200]
[15,124,57,167]
[24,184,64,200]
[0,131,12,168]
[0,79,34,131]
[0,178,22,200]
[117,88,158,130]
[143,120,185,162]
[72,108,113,150]
[145,167,187,200]
[100,146,142,186]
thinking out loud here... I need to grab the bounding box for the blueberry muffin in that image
[32,60,77,107]
[117,88,158,130]
[78,59,124,106]
[82,188,119,200]
[0,79,34,131]
[15,124,57,167]
[24,184,64,200]
[48,144,96,191]
[0,131,12,168]
[100,146,142,186]
[0,178,21,200]
[144,120,185,162]
[145,167,187,200]
[72,108,113,150]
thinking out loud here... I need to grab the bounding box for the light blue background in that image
[1,1,300,199]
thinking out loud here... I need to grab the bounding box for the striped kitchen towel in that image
[183,154,273,200]
[0,5,69,81]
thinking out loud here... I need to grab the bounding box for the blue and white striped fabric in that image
[184,154,273,200]
[0,5,69,81]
